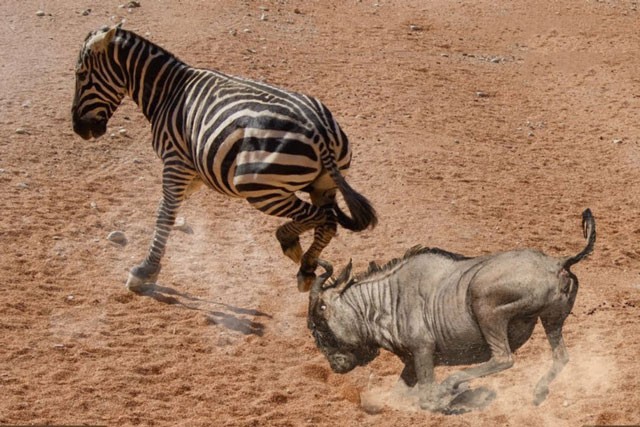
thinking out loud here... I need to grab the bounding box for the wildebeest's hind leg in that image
[533,314,569,405]
[440,301,517,392]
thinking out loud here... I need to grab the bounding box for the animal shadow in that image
[132,283,271,336]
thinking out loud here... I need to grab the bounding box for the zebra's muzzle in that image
[72,117,107,140]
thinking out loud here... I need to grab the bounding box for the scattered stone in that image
[475,91,489,98]
[528,131,535,137]
[82,8,91,16]
[174,217,194,234]
[293,8,302,14]
[15,128,29,135]
[243,28,252,33]
[36,10,46,17]
[90,201,98,209]
[125,1,141,7]
[229,29,237,36]
[110,133,117,138]
[21,101,31,108]
[409,24,423,32]
[66,295,75,301]
[260,13,268,21]
[17,182,29,189]
[118,128,127,136]
[612,138,623,144]
[52,236,62,240]
[490,56,502,63]
[132,158,142,164]
[562,399,571,407]
[107,230,128,246]
[53,344,66,350]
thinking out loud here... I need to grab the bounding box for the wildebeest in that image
[308,209,595,413]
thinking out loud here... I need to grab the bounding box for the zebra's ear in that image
[87,25,118,52]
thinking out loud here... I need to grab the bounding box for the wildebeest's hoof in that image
[447,386,496,413]
[297,270,316,292]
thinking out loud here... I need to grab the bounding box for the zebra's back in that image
[166,69,352,198]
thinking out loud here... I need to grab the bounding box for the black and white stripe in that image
[71,25,377,291]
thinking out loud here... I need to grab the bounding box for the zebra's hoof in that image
[297,270,316,292]
[126,265,159,293]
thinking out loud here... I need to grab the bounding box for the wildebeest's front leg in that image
[533,315,569,405]
[411,345,449,411]
[126,167,198,291]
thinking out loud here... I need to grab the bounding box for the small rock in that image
[132,158,142,164]
[118,128,127,136]
[107,231,128,246]
[36,10,46,17]
[15,128,29,135]
[125,1,141,7]
[22,101,31,108]
[53,344,66,350]
[82,8,91,16]
[52,236,62,240]
[110,133,117,138]
[612,138,623,144]
[90,201,98,209]
[490,56,502,63]
[260,13,268,21]
[409,24,423,31]
[476,91,489,98]
[66,295,75,301]
[243,28,252,33]
[562,399,570,407]
[293,8,302,14]
[17,182,29,189]
[528,131,535,137]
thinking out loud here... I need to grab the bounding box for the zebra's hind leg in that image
[298,215,337,292]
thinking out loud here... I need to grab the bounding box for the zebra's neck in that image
[113,30,191,122]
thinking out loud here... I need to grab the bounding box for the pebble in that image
[475,91,489,98]
[82,8,91,16]
[612,138,623,144]
[409,24,423,31]
[118,128,127,136]
[36,10,46,17]
[107,231,128,246]
[17,182,29,189]
[15,128,29,135]
[90,201,98,209]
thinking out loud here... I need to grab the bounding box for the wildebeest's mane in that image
[326,245,470,294]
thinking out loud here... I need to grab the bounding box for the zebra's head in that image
[72,24,126,140]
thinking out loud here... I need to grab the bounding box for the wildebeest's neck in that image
[113,29,191,121]
[340,275,406,354]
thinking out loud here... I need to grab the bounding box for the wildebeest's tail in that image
[563,208,596,269]
[323,156,377,232]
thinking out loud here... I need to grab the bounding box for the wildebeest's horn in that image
[310,259,333,300]
[335,259,353,293]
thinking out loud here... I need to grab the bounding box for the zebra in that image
[71,24,377,292]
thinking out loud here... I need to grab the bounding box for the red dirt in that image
[1,1,639,426]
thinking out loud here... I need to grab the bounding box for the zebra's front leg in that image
[126,174,190,292]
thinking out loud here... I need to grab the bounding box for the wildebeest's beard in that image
[308,313,379,374]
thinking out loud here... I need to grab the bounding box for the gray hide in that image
[308,209,595,413]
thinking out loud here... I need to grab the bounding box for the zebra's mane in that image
[327,245,470,294]
[80,26,182,63]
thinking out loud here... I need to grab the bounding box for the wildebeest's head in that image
[308,260,379,374]
[71,24,126,140]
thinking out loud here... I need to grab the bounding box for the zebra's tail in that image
[324,159,378,232]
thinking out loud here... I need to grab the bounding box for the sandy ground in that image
[1,0,639,426]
